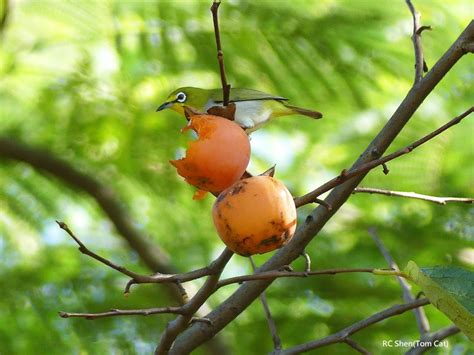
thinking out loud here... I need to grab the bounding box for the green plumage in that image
[159,87,322,132]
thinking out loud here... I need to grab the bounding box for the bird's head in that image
[157,87,209,116]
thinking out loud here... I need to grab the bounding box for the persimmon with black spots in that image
[212,176,297,255]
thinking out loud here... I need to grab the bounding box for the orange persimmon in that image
[170,115,250,199]
[212,176,297,256]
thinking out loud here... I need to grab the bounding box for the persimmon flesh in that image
[212,176,297,256]
[170,115,250,199]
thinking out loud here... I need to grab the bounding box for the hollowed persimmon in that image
[170,115,251,199]
[212,176,297,256]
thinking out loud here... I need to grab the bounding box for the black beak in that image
[156,102,172,112]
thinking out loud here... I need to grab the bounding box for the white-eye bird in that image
[157,87,323,132]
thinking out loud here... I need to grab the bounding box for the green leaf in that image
[404,261,474,340]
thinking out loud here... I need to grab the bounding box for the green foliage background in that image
[0,0,473,354]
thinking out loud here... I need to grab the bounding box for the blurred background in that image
[0,0,473,354]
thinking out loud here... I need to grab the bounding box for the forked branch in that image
[406,0,430,83]
[294,107,473,207]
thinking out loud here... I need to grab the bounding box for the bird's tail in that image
[284,104,323,119]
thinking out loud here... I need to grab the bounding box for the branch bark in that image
[169,21,474,353]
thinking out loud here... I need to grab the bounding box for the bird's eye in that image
[176,92,187,103]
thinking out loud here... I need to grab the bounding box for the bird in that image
[157,87,323,133]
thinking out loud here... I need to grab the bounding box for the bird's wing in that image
[212,88,288,103]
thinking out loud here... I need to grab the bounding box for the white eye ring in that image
[176,92,186,103]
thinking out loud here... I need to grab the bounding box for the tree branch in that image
[405,325,460,355]
[169,21,474,353]
[56,221,221,297]
[354,187,473,205]
[215,268,400,289]
[294,106,473,207]
[57,221,151,281]
[274,298,430,354]
[369,228,430,336]
[58,307,184,320]
[406,0,428,82]
[211,0,231,106]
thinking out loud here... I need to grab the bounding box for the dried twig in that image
[272,298,430,354]
[210,0,231,106]
[405,325,460,355]
[57,221,217,293]
[250,256,282,351]
[368,228,430,336]
[294,107,473,207]
[354,187,473,205]
[58,307,184,320]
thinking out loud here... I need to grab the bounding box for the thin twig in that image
[211,0,231,106]
[354,187,473,205]
[405,325,460,355]
[368,228,430,336]
[58,307,184,320]
[294,107,473,208]
[57,221,151,281]
[250,256,282,351]
[406,0,426,83]
[273,298,430,354]
[57,221,216,291]
[124,263,220,293]
[216,268,402,289]
[344,338,370,354]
